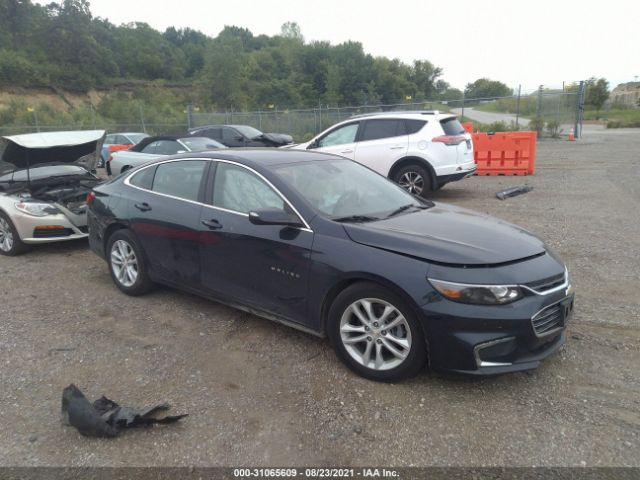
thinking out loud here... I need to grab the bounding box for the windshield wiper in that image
[333,215,380,223]
[385,203,431,218]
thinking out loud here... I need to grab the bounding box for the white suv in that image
[292,111,476,197]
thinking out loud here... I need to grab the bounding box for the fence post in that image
[536,85,543,118]
[139,104,146,133]
[461,93,465,122]
[186,104,193,130]
[90,103,96,129]
[575,80,585,139]
[515,84,521,129]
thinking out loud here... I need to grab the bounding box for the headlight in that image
[14,202,60,217]
[429,278,523,305]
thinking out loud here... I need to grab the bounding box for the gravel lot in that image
[0,127,638,467]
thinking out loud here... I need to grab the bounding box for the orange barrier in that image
[472,131,537,176]
[462,122,474,134]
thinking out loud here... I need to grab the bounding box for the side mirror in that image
[235,135,245,142]
[248,208,302,227]
[177,150,187,154]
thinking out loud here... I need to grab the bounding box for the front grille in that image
[525,272,565,293]
[532,304,563,336]
[33,228,74,238]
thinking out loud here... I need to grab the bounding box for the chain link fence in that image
[1,81,586,140]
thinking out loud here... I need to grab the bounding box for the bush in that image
[529,117,545,136]
[545,120,562,138]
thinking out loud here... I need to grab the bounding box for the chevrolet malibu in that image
[88,150,574,381]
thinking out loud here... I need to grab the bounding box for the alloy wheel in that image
[110,239,139,287]
[339,298,412,371]
[0,217,14,252]
[398,171,424,195]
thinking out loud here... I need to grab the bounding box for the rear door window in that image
[440,117,466,135]
[222,127,241,144]
[360,119,406,142]
[152,160,207,202]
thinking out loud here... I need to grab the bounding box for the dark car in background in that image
[187,124,293,148]
[88,149,574,382]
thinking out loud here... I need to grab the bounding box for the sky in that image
[50,0,640,92]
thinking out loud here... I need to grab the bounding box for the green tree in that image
[585,77,609,118]
[465,78,512,101]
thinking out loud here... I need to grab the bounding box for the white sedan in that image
[109,136,226,176]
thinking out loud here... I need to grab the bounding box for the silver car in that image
[0,130,104,256]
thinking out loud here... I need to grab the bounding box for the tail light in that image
[86,191,96,205]
[432,135,466,146]
[108,154,113,162]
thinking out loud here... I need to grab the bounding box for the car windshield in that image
[178,137,226,151]
[272,159,427,220]
[127,134,148,144]
[232,125,263,139]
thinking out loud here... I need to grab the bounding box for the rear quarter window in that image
[405,119,427,135]
[129,166,156,190]
[440,117,465,135]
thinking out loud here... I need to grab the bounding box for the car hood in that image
[342,203,547,266]
[0,130,105,174]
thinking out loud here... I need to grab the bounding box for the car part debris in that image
[61,384,187,437]
[496,186,533,200]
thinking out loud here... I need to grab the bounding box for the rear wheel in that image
[107,229,155,295]
[0,211,30,256]
[327,282,427,382]
[393,164,432,198]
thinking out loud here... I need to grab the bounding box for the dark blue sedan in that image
[87,150,574,381]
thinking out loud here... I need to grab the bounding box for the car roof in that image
[148,148,345,169]
[348,111,455,121]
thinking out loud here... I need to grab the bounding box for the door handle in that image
[134,202,151,212]
[390,146,404,150]
[340,149,353,154]
[201,219,222,230]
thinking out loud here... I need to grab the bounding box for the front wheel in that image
[327,282,427,382]
[106,229,155,296]
[393,164,432,198]
[0,211,30,256]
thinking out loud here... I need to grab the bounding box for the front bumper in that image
[12,208,88,244]
[421,286,574,375]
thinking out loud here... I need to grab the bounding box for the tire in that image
[106,229,155,296]
[0,211,30,256]
[327,282,427,382]
[393,164,432,198]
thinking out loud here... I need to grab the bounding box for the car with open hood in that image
[0,130,104,255]
[88,149,574,381]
